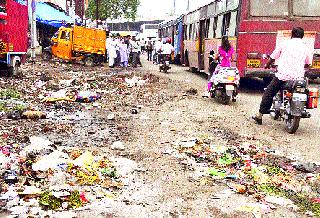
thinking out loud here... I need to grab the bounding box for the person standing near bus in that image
[129,36,140,68]
[146,41,153,61]
[154,38,163,64]
[204,36,235,97]
[252,27,312,125]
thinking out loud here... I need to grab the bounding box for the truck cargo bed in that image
[72,26,106,55]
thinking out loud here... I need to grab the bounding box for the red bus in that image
[0,0,28,76]
[160,0,320,81]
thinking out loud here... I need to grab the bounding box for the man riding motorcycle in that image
[252,27,312,125]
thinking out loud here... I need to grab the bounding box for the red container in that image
[307,88,319,109]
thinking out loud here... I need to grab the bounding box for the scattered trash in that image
[107,113,115,120]
[111,141,125,150]
[21,110,46,119]
[131,108,138,114]
[185,88,198,95]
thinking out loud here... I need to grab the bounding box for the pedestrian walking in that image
[119,40,129,67]
[146,41,153,61]
[129,36,140,68]
[108,36,118,68]
[154,38,163,64]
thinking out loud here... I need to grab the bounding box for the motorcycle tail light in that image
[285,92,292,98]
[307,88,319,109]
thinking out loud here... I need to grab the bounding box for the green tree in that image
[86,0,140,21]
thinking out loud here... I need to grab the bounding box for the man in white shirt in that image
[154,39,163,64]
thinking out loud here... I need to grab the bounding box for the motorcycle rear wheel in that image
[285,116,301,134]
[214,90,231,105]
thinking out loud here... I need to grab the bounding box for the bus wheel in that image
[191,67,197,73]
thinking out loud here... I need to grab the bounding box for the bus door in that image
[199,19,206,70]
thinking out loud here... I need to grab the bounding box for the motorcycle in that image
[209,67,240,104]
[159,54,171,73]
[270,78,318,134]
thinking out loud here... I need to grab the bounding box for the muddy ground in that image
[1,56,320,217]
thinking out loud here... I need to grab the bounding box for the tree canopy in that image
[86,0,140,21]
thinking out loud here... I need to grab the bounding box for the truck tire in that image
[83,56,95,67]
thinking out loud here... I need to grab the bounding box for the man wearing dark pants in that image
[129,36,140,68]
[252,27,312,125]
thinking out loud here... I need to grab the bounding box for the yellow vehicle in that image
[43,26,106,66]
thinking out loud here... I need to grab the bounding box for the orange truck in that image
[43,26,106,66]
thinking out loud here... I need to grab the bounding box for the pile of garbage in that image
[0,136,137,216]
[171,138,320,216]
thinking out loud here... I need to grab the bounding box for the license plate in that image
[226,85,235,91]
[312,60,320,69]
[247,59,261,68]
[293,93,307,101]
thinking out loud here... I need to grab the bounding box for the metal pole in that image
[187,0,189,11]
[30,0,36,62]
[95,0,99,27]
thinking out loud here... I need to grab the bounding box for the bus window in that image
[250,0,289,17]
[0,0,6,13]
[183,25,188,40]
[293,0,320,17]
[205,19,210,38]
[222,12,231,36]
[208,17,218,39]
[228,11,238,36]
[195,22,200,40]
[227,0,239,10]
[217,0,227,14]
[216,16,223,38]
[189,24,193,40]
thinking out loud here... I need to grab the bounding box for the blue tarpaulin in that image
[36,2,73,28]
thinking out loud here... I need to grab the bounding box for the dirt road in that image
[1,59,319,217]
[142,59,320,163]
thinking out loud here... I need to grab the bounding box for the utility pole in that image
[173,0,176,15]
[95,0,99,27]
[186,0,189,11]
[29,0,36,62]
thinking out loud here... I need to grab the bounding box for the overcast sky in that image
[137,0,213,20]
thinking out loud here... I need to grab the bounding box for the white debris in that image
[111,141,125,150]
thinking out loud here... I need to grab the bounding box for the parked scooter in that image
[209,67,240,104]
[270,78,318,133]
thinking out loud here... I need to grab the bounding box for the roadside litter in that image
[172,137,320,216]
